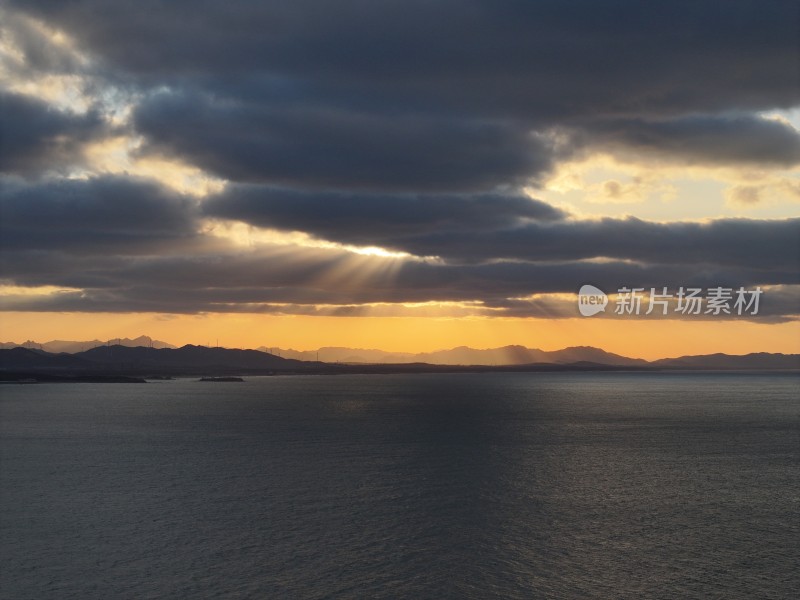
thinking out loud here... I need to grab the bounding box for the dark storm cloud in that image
[0,92,105,176]
[5,282,798,323]
[2,242,796,315]
[388,217,800,270]
[204,186,565,244]
[0,176,204,253]
[389,259,798,301]
[2,173,794,316]
[12,0,798,116]
[10,0,800,189]
[134,92,553,191]
[578,115,800,167]
[2,1,798,323]
[206,184,800,270]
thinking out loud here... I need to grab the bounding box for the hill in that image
[262,344,646,366]
[0,336,175,353]
[0,344,309,376]
[0,347,93,370]
[2,345,797,377]
[652,352,800,370]
[74,344,308,372]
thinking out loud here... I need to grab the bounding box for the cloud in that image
[0,7,90,81]
[133,92,555,191]
[8,0,799,187]
[0,92,105,176]
[5,284,798,323]
[12,1,798,116]
[579,115,800,168]
[388,217,800,269]
[725,179,800,207]
[1,174,795,319]
[204,186,565,245]
[1,1,798,325]
[207,187,800,270]
[1,240,796,316]
[0,176,204,253]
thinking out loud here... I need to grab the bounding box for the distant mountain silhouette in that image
[0,344,308,376]
[2,343,797,376]
[258,346,412,362]
[652,352,800,370]
[0,335,175,353]
[545,346,648,366]
[0,347,93,369]
[261,344,646,366]
[75,344,306,370]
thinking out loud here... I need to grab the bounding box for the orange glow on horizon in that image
[1,311,798,361]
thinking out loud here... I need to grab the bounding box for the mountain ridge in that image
[1,343,797,376]
[0,336,176,353]
[2,337,798,368]
[259,344,647,366]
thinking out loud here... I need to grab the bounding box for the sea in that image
[1,372,798,599]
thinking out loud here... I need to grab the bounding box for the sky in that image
[0,0,798,358]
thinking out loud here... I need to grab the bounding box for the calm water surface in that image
[1,372,798,599]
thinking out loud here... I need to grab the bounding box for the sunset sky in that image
[1,1,798,359]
